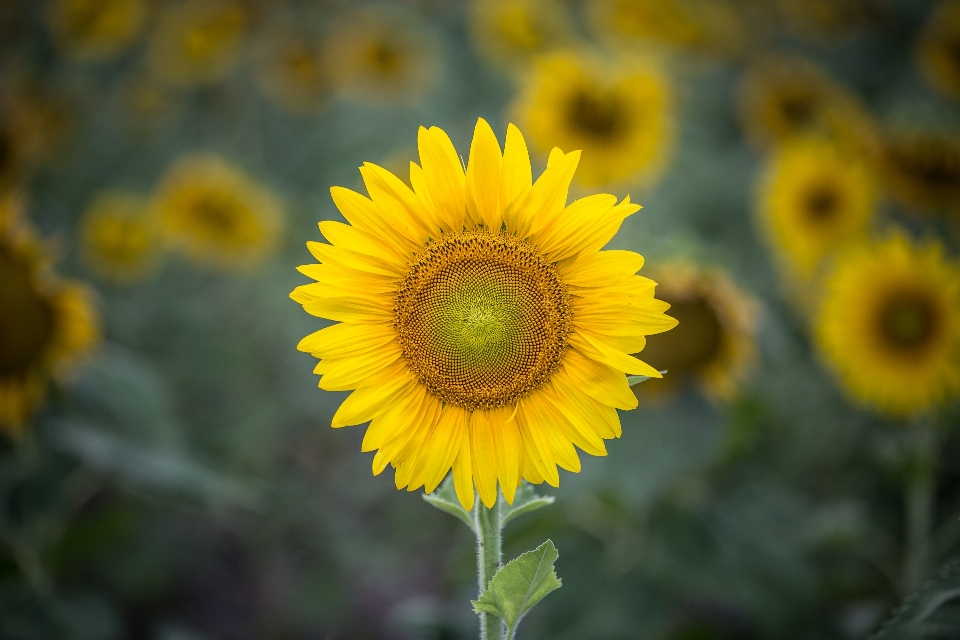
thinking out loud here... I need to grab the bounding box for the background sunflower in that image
[2,1,960,639]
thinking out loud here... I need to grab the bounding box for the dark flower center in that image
[637,296,722,379]
[0,249,54,377]
[804,185,840,222]
[567,89,626,140]
[877,292,938,354]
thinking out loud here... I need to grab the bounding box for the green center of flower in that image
[395,229,570,410]
[0,248,54,377]
[878,292,938,353]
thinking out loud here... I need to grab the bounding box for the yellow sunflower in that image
[147,0,246,86]
[47,0,147,61]
[918,0,960,103]
[291,119,677,509]
[587,0,747,56]
[80,190,161,283]
[878,129,960,216]
[633,262,759,403]
[816,233,960,417]
[155,154,282,269]
[469,0,575,73]
[738,54,876,152]
[513,51,674,189]
[757,137,877,284]
[0,195,99,435]
[323,9,440,105]
[249,28,328,113]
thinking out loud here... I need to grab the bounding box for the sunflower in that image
[878,129,960,216]
[80,190,161,283]
[291,119,677,509]
[738,54,875,152]
[48,0,147,62]
[587,0,746,56]
[816,233,960,417]
[775,0,878,44]
[0,195,99,435]
[513,51,674,189]
[469,0,575,73]
[249,28,328,113]
[757,137,877,285]
[155,154,282,269]
[633,262,759,403]
[917,0,960,103]
[147,0,246,86]
[323,9,440,105]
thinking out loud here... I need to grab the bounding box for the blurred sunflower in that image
[47,0,147,61]
[155,154,282,270]
[816,233,960,417]
[249,28,327,113]
[775,0,879,44]
[147,0,246,86]
[633,263,759,403]
[113,73,187,137]
[587,0,746,57]
[0,82,73,189]
[80,190,161,283]
[291,119,677,509]
[878,130,960,216]
[513,51,674,188]
[918,0,960,103]
[0,195,99,435]
[323,9,440,105]
[738,54,875,152]
[469,0,574,73]
[757,137,877,284]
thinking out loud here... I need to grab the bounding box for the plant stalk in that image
[474,493,503,640]
[903,421,937,594]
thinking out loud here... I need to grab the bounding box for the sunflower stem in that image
[903,419,937,594]
[474,492,504,640]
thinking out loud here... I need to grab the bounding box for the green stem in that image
[903,421,937,594]
[474,492,503,640]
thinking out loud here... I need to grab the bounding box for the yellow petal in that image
[516,400,560,486]
[523,393,581,473]
[302,295,393,324]
[540,384,608,456]
[470,410,500,509]
[570,329,662,376]
[500,123,532,233]
[489,406,522,503]
[561,250,645,288]
[319,220,407,264]
[551,371,622,438]
[376,393,443,473]
[452,430,475,511]
[330,366,415,427]
[421,404,468,493]
[297,323,396,358]
[307,241,404,277]
[465,118,503,231]
[418,126,467,233]
[330,186,418,256]
[561,349,638,410]
[534,193,617,257]
[318,342,402,391]
[361,384,427,452]
[360,163,434,244]
[515,149,580,239]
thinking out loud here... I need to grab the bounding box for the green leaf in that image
[628,370,666,387]
[472,540,562,640]
[422,476,475,533]
[501,482,554,528]
[872,558,960,640]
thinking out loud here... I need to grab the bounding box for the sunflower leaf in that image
[871,558,960,640]
[501,482,554,527]
[472,540,562,640]
[422,476,475,533]
[628,370,667,387]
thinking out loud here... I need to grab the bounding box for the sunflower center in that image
[636,296,723,378]
[896,139,960,189]
[0,249,54,377]
[191,196,239,235]
[567,89,626,140]
[395,229,570,410]
[366,42,400,74]
[877,292,939,353]
[779,93,817,127]
[804,184,840,222]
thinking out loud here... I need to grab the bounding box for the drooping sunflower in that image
[878,129,960,216]
[816,233,960,417]
[738,54,875,152]
[249,28,328,114]
[155,154,282,270]
[917,0,960,103]
[291,119,677,509]
[587,0,747,57]
[469,0,575,73]
[80,190,161,283]
[633,262,759,403]
[322,8,440,105]
[513,51,674,189]
[147,0,246,87]
[0,195,99,434]
[757,137,877,285]
[47,0,147,62]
